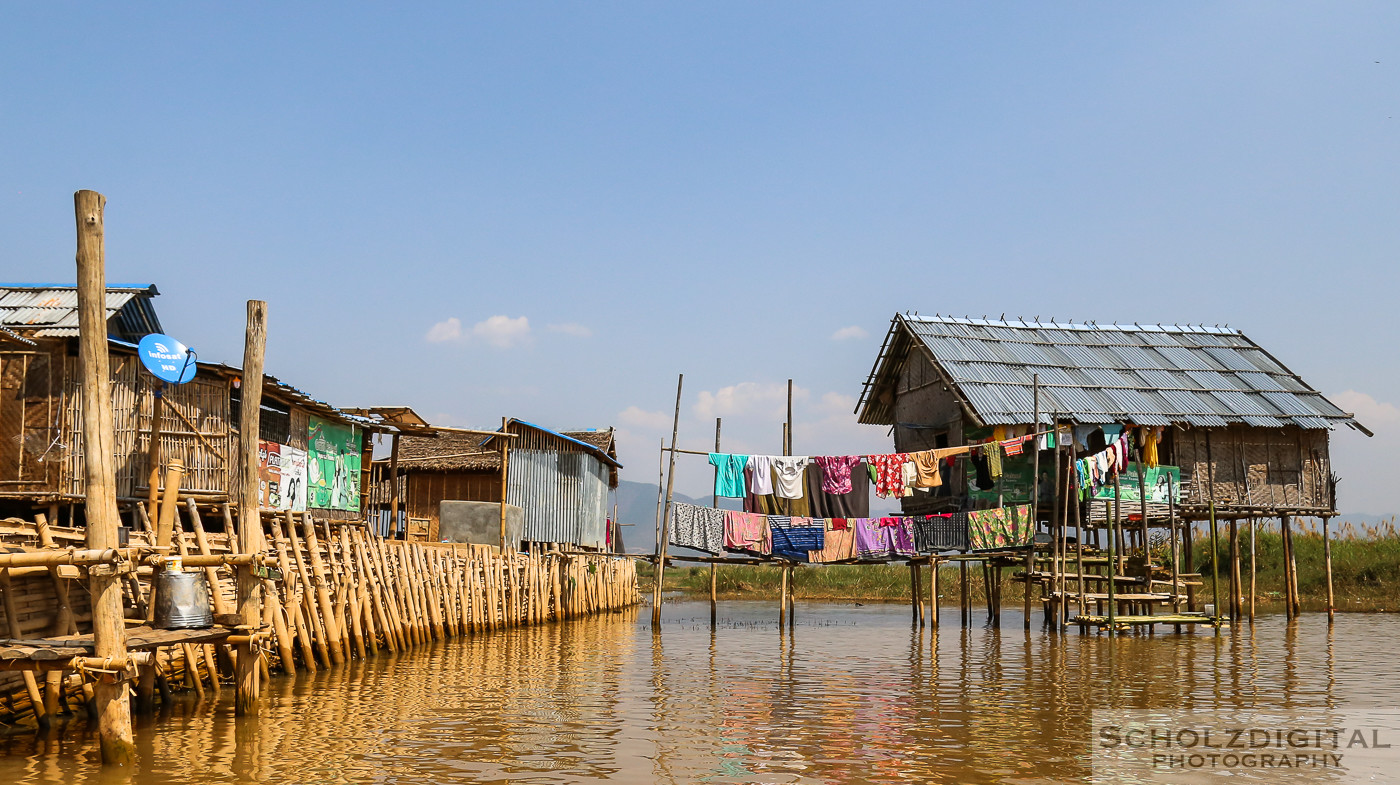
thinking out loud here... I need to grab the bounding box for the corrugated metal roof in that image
[0,284,162,342]
[857,314,1364,432]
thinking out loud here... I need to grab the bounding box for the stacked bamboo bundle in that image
[0,509,640,725]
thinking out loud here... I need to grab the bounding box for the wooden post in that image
[145,460,186,624]
[959,560,969,626]
[388,432,401,538]
[146,384,164,521]
[1108,474,1120,633]
[303,515,346,662]
[235,300,267,715]
[779,565,789,630]
[1282,513,1300,618]
[930,558,940,631]
[1209,503,1221,629]
[1322,515,1335,623]
[1051,416,1063,628]
[1229,518,1242,621]
[711,417,720,627]
[910,561,922,626]
[1168,482,1181,614]
[651,374,683,629]
[74,190,135,765]
[1026,375,1039,631]
[498,417,511,552]
[1248,517,1257,621]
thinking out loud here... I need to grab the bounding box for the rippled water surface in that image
[1,601,1395,783]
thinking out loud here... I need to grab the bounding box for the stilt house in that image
[0,283,382,526]
[856,314,1369,523]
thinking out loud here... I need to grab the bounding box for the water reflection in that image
[0,604,1395,784]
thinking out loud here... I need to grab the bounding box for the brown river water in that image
[0,600,1395,784]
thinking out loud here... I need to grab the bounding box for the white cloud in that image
[693,382,810,419]
[427,315,533,348]
[1331,390,1400,429]
[830,325,868,341]
[547,322,593,338]
[618,405,671,430]
[425,317,462,343]
[471,315,532,348]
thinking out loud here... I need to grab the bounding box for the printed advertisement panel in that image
[307,416,362,511]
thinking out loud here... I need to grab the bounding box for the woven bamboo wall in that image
[1172,424,1332,514]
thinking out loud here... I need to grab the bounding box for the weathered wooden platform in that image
[0,625,231,666]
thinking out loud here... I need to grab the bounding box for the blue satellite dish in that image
[137,333,197,384]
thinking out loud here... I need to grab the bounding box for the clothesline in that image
[667,500,1036,562]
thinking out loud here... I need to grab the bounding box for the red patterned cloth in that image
[866,453,908,499]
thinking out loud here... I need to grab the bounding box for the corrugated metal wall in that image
[506,438,610,549]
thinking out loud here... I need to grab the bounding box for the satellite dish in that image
[137,333,197,384]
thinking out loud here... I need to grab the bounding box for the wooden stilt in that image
[1322,515,1335,623]
[1229,519,1242,621]
[651,374,684,629]
[235,300,267,715]
[1248,518,1257,622]
[74,190,135,765]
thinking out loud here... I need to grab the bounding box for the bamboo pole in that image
[354,529,398,652]
[1249,518,1257,622]
[1282,513,1300,618]
[498,417,511,552]
[35,512,77,720]
[1209,502,1221,630]
[146,384,163,521]
[75,190,135,764]
[651,374,684,629]
[301,514,346,663]
[1108,475,1120,632]
[282,512,331,665]
[1026,375,1040,631]
[711,417,720,627]
[1322,515,1335,623]
[145,460,186,624]
[388,433,401,537]
[1229,519,1242,621]
[1168,483,1181,614]
[0,572,48,726]
[235,300,267,715]
[271,513,317,670]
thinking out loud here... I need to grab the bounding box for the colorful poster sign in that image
[307,416,361,511]
[258,440,308,512]
[1092,463,1181,504]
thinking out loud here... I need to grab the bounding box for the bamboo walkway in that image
[0,510,639,726]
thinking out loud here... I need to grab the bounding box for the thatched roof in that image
[395,425,619,474]
[397,431,501,472]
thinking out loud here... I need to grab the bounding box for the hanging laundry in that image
[986,442,1003,481]
[900,461,920,495]
[809,519,857,563]
[813,455,861,495]
[772,456,811,500]
[1036,431,1055,451]
[722,510,771,555]
[970,452,995,491]
[992,425,1007,442]
[967,504,1034,551]
[867,453,908,499]
[769,516,825,561]
[1001,436,1026,457]
[1142,427,1162,468]
[890,518,917,557]
[853,518,893,559]
[708,453,751,498]
[668,502,726,555]
[1073,425,1097,450]
[1101,424,1124,445]
[806,462,871,518]
[747,455,776,495]
[911,513,969,553]
[909,451,944,489]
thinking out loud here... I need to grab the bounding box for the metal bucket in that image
[153,571,214,630]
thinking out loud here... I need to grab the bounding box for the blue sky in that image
[2,4,1396,513]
